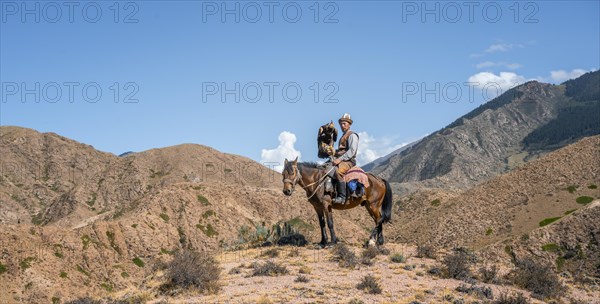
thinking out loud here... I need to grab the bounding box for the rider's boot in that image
[333,181,347,205]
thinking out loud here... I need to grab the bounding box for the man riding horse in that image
[330,113,359,205]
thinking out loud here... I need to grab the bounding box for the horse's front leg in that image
[314,206,327,247]
[325,203,338,245]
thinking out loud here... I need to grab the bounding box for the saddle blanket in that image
[343,166,370,188]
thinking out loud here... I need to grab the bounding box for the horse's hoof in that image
[368,239,376,247]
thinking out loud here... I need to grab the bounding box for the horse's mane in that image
[298,162,322,168]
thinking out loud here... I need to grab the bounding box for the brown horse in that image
[282,157,393,247]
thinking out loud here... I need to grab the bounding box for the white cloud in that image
[485,43,524,53]
[356,132,410,166]
[468,71,527,91]
[260,131,301,172]
[476,61,522,70]
[550,69,588,83]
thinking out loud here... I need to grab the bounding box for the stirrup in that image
[333,196,347,205]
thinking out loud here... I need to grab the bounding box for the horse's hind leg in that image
[364,203,380,247]
[376,220,384,246]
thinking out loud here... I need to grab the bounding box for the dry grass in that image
[160,250,221,294]
[356,274,382,294]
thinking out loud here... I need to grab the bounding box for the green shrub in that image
[60,271,68,278]
[588,184,598,189]
[564,209,577,215]
[121,271,129,278]
[100,282,113,292]
[431,199,441,206]
[356,274,382,294]
[197,195,210,205]
[539,217,561,227]
[566,185,577,193]
[390,253,406,263]
[196,223,218,237]
[0,263,7,274]
[76,265,90,277]
[159,213,170,222]
[132,257,145,268]
[541,243,560,252]
[486,228,493,236]
[576,196,593,205]
[20,257,34,270]
[202,210,216,219]
[81,235,91,249]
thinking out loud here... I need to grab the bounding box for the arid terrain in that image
[0,124,599,303]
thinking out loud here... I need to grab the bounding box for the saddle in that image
[324,165,368,199]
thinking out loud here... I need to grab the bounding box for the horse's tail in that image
[381,179,393,223]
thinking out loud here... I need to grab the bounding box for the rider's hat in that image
[338,113,353,125]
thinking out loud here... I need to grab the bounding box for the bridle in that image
[283,164,335,199]
[283,164,302,195]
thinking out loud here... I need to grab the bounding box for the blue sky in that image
[1,1,598,169]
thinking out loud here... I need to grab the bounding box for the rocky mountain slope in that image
[389,135,599,250]
[370,71,599,189]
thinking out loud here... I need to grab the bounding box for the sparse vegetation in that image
[509,258,563,299]
[20,257,34,270]
[294,275,309,283]
[431,199,441,206]
[196,223,218,237]
[478,265,498,283]
[332,244,358,268]
[539,217,561,227]
[356,274,382,294]
[564,209,577,215]
[541,243,560,252]
[106,231,122,255]
[159,213,170,222]
[261,248,280,258]
[566,185,578,193]
[390,253,406,263]
[576,196,594,205]
[416,244,436,259]
[76,264,90,277]
[287,247,300,257]
[161,250,221,294]
[121,271,129,278]
[251,261,289,276]
[202,210,216,219]
[60,271,68,278]
[455,284,493,299]
[442,248,477,280]
[0,263,7,274]
[588,184,598,189]
[298,265,311,274]
[197,194,210,205]
[132,257,145,268]
[81,235,91,249]
[493,292,529,304]
[486,228,493,236]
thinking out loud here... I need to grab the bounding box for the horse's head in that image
[282,156,300,196]
[317,121,338,159]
